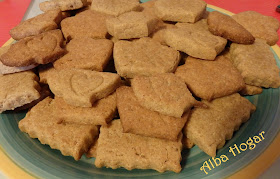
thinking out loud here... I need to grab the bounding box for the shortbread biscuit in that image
[54,38,113,71]
[0,30,65,67]
[0,71,41,113]
[40,0,87,12]
[38,64,56,84]
[106,11,159,39]
[131,73,205,118]
[90,0,140,17]
[19,97,98,161]
[10,9,62,40]
[114,38,180,78]
[184,93,256,157]
[52,93,117,126]
[239,85,263,96]
[116,86,189,141]
[140,0,157,16]
[230,39,280,88]
[150,22,176,45]
[175,56,245,101]
[95,120,183,173]
[207,11,255,44]
[47,68,121,107]
[164,21,227,60]
[86,137,98,158]
[154,0,206,23]
[232,11,279,45]
[0,45,37,75]
[182,137,194,149]
[61,10,111,40]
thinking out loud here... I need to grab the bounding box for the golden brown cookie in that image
[19,97,98,161]
[175,56,245,101]
[90,0,140,17]
[207,11,255,44]
[0,30,65,67]
[116,86,189,141]
[182,137,194,149]
[61,10,112,40]
[53,38,113,71]
[164,20,227,60]
[95,120,183,173]
[52,93,117,126]
[86,137,98,158]
[39,0,87,12]
[154,0,206,23]
[106,11,159,39]
[150,22,176,45]
[0,71,41,113]
[230,39,280,88]
[232,11,279,46]
[239,85,263,96]
[0,45,37,75]
[131,73,205,118]
[47,68,121,107]
[114,38,180,78]
[10,9,62,40]
[184,93,256,157]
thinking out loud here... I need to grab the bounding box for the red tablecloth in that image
[0,0,280,46]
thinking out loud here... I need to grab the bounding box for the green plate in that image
[0,3,280,179]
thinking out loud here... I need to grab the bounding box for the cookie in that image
[9,9,62,40]
[0,71,41,113]
[39,0,87,12]
[232,11,279,46]
[182,137,194,149]
[164,20,227,60]
[90,0,140,17]
[239,85,263,96]
[175,56,245,101]
[184,93,256,157]
[53,38,113,71]
[106,11,159,39]
[0,45,37,75]
[0,30,65,67]
[47,68,121,107]
[52,93,117,126]
[114,38,180,78]
[61,10,111,41]
[18,97,98,161]
[95,120,183,173]
[116,86,189,141]
[230,39,280,88]
[154,0,206,23]
[38,64,56,84]
[207,11,255,44]
[131,73,206,118]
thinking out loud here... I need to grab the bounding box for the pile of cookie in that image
[0,0,280,173]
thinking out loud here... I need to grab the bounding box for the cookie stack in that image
[0,0,279,174]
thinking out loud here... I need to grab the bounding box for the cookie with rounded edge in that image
[54,38,113,71]
[230,39,280,88]
[207,11,255,44]
[47,68,121,107]
[106,11,159,39]
[131,73,206,118]
[239,85,263,96]
[10,9,62,41]
[0,71,41,113]
[175,56,245,101]
[40,0,87,12]
[0,30,65,67]
[154,0,206,23]
[90,0,140,17]
[184,93,256,157]
[61,10,112,40]
[232,11,279,46]
[114,37,180,78]
[164,20,227,60]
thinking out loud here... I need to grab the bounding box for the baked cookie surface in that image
[40,0,87,12]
